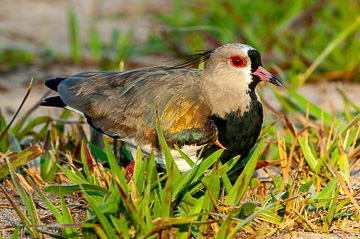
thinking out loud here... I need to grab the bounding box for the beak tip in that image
[269,76,283,87]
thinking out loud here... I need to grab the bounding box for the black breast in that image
[204,91,263,161]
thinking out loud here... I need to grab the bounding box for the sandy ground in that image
[0,0,167,53]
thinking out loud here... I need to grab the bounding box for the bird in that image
[41,43,282,173]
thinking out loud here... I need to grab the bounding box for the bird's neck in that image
[200,66,258,117]
[201,82,259,118]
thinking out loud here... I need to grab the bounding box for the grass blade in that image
[298,137,317,171]
[323,185,340,233]
[0,185,39,238]
[225,141,264,206]
[298,17,360,86]
[5,159,41,238]
[59,194,80,238]
[0,144,43,180]
[69,9,81,64]
[0,78,33,141]
[155,105,180,178]
[81,184,117,238]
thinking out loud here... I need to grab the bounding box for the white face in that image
[205,43,257,87]
[200,43,260,117]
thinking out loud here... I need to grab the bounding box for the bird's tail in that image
[40,96,66,108]
[44,77,66,91]
[41,77,67,108]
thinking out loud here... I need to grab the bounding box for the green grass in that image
[69,9,81,64]
[0,67,360,237]
[153,0,360,87]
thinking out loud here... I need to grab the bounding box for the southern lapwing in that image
[41,43,282,173]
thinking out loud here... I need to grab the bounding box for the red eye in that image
[230,56,246,67]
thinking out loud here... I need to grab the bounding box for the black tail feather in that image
[40,96,66,108]
[45,78,66,91]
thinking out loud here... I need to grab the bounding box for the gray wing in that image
[57,67,217,147]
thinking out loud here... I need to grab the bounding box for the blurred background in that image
[0,0,359,119]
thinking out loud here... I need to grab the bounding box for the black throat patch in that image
[248,49,262,90]
[248,49,262,73]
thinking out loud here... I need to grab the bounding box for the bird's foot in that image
[125,161,135,181]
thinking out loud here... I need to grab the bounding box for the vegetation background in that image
[0,0,359,238]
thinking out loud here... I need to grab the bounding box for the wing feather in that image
[57,67,217,148]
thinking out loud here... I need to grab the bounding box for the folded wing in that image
[42,67,218,149]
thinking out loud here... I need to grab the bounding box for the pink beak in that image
[252,66,283,87]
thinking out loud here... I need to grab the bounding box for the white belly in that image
[126,140,203,173]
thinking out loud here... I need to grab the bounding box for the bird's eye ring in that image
[230,56,246,67]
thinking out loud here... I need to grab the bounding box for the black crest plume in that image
[172,50,213,68]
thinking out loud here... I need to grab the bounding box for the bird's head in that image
[204,43,283,90]
[194,43,283,116]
